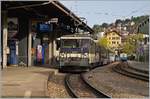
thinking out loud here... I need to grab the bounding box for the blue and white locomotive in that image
[59,33,109,72]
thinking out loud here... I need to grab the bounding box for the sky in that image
[60,0,150,27]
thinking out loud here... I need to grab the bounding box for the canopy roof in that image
[2,0,94,33]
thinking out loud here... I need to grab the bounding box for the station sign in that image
[43,37,49,41]
[48,18,58,23]
[7,18,18,39]
[42,35,49,43]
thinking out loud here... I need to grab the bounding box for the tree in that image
[131,15,149,25]
[93,24,100,33]
[122,33,144,54]
[122,42,136,54]
[124,18,130,24]
[115,19,122,25]
[98,37,109,49]
[92,24,102,34]
[101,23,108,28]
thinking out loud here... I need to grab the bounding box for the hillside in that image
[93,15,149,34]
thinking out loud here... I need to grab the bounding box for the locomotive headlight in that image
[60,53,65,58]
[60,53,64,57]
[83,53,88,58]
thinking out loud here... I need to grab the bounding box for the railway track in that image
[113,63,149,81]
[65,74,110,98]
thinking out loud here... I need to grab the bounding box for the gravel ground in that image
[47,72,71,98]
[68,74,97,98]
[83,62,149,98]
[120,62,148,77]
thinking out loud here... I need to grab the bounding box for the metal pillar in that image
[28,20,32,66]
[48,32,57,66]
[2,11,8,68]
[53,39,56,57]
[49,39,52,65]
[53,39,56,65]
[52,34,57,65]
[0,2,2,69]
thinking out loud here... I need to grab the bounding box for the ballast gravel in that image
[47,72,71,98]
[83,62,149,98]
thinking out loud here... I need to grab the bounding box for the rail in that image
[65,73,110,98]
[113,63,149,81]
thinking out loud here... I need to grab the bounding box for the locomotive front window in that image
[62,39,90,48]
[62,39,80,48]
[81,39,90,48]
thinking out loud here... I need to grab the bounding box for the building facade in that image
[105,30,122,51]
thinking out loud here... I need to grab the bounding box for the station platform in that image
[127,61,149,73]
[1,66,57,98]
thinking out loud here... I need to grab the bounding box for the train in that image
[58,33,110,72]
[120,53,127,61]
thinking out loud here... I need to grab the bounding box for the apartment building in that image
[105,30,122,51]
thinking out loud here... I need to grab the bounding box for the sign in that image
[37,45,43,62]
[49,18,58,23]
[7,18,18,39]
[42,35,49,43]
[43,37,49,41]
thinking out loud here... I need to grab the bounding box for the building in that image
[1,1,93,69]
[104,30,122,51]
[96,32,105,39]
[137,18,149,62]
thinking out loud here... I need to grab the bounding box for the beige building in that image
[105,30,122,51]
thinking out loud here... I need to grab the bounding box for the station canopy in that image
[2,0,94,33]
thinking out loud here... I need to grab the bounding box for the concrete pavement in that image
[1,66,56,98]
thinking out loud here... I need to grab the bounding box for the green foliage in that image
[122,42,136,54]
[122,33,144,54]
[101,23,108,28]
[92,24,103,34]
[98,37,109,48]
[133,33,143,41]
[131,15,149,25]
[115,19,122,25]
[92,15,149,33]
[124,18,131,24]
